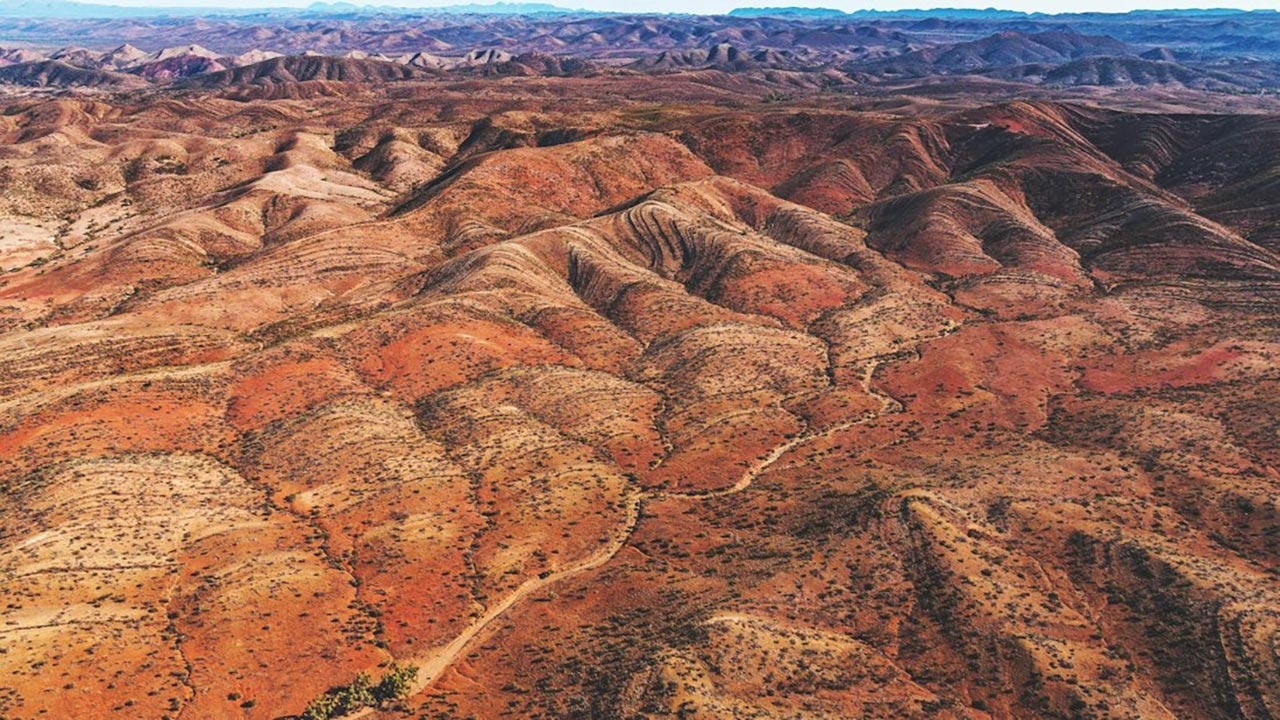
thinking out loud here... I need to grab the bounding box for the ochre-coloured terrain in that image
[0,75,1278,720]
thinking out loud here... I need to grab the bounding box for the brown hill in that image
[0,59,147,89]
[182,54,431,89]
[1043,56,1224,89]
[0,72,1276,720]
[868,30,1130,77]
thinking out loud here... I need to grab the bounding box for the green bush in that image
[300,693,339,720]
[300,665,418,719]
[374,663,419,704]
[338,672,375,713]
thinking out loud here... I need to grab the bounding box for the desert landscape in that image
[0,2,1278,719]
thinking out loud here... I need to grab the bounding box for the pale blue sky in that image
[98,0,1280,11]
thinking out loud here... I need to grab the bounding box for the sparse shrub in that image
[336,672,374,713]
[300,665,418,719]
[122,157,146,183]
[301,692,340,720]
[373,662,418,704]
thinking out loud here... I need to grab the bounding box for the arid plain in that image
[2,8,1280,720]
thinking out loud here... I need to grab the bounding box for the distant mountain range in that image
[730,7,1029,19]
[731,6,1279,19]
[304,1,584,14]
[3,1,1277,21]
[0,0,590,19]
[1,3,1278,95]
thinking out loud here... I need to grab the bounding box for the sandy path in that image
[341,493,644,718]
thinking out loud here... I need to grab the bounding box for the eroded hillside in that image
[0,80,1278,720]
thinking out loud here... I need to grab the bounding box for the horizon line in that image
[4,0,1278,16]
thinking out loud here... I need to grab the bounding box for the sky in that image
[92,0,1280,11]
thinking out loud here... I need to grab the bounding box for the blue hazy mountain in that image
[0,0,587,19]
